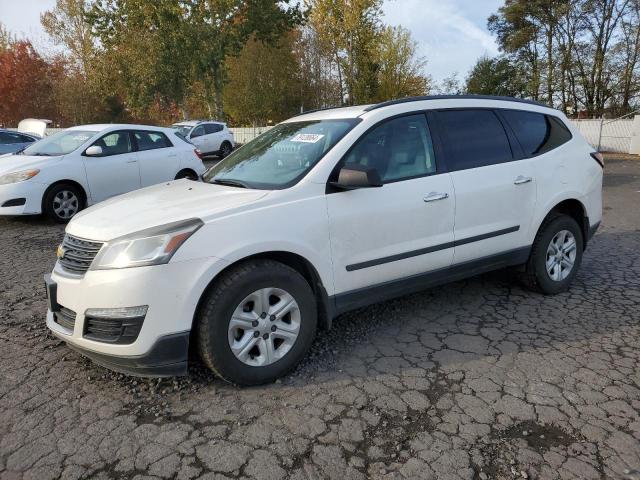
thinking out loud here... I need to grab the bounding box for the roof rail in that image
[363,95,550,112]
[291,104,362,118]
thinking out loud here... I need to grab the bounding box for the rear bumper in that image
[63,331,190,377]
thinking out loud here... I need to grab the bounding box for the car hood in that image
[0,154,62,174]
[67,180,271,241]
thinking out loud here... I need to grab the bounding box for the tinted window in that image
[344,114,436,182]
[437,110,512,171]
[135,131,172,151]
[502,110,572,156]
[191,125,205,138]
[92,132,133,156]
[0,132,33,144]
[204,123,223,134]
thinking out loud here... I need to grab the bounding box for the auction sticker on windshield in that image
[290,133,325,143]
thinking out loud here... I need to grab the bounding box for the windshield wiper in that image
[211,178,249,189]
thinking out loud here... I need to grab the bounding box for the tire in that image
[175,169,198,181]
[219,141,232,159]
[196,259,317,385]
[43,183,84,223]
[521,213,583,294]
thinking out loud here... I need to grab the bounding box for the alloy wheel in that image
[52,190,79,220]
[545,229,577,281]
[227,287,301,367]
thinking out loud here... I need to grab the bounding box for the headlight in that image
[0,169,40,185]
[91,218,203,270]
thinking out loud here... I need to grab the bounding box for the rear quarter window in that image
[501,110,572,157]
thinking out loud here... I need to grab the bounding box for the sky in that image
[0,0,504,84]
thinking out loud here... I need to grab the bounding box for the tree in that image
[0,41,58,126]
[0,22,12,52]
[89,0,303,119]
[308,0,383,104]
[223,33,301,125]
[375,26,430,101]
[465,56,527,97]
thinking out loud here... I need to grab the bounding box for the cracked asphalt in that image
[1,157,639,480]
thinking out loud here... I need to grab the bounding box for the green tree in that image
[224,33,301,125]
[465,56,527,97]
[308,0,383,104]
[375,25,430,101]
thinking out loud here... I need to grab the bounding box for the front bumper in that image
[0,181,46,215]
[46,256,227,376]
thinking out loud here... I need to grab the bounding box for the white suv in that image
[171,120,235,158]
[46,96,603,385]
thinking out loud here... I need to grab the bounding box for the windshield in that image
[203,119,359,189]
[22,130,96,156]
[172,124,193,137]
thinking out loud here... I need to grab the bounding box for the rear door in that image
[82,130,140,202]
[204,123,224,152]
[433,109,537,264]
[133,130,179,187]
[327,113,455,296]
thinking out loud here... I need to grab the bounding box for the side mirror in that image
[331,165,383,190]
[85,145,103,157]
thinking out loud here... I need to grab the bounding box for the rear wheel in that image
[196,259,317,385]
[219,141,232,159]
[43,183,84,223]
[521,214,583,294]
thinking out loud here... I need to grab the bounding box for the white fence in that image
[11,117,640,153]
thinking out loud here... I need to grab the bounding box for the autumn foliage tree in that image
[0,41,59,127]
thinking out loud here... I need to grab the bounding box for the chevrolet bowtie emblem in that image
[56,245,66,260]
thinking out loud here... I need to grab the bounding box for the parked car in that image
[171,120,235,158]
[0,124,206,222]
[0,129,40,155]
[46,96,603,385]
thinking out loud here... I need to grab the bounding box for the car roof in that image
[172,120,225,127]
[286,95,558,122]
[67,124,173,133]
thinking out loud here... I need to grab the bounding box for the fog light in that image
[85,305,148,319]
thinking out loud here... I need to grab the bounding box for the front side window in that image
[502,110,572,156]
[22,130,96,156]
[91,132,133,156]
[437,110,512,171]
[135,131,172,151]
[191,125,205,138]
[343,114,436,183]
[204,119,359,189]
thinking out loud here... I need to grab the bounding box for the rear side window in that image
[204,123,223,134]
[436,110,512,171]
[502,110,572,156]
[134,131,173,151]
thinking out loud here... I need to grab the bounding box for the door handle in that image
[423,192,449,202]
[126,160,137,164]
[514,176,532,185]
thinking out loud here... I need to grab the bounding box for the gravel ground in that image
[1,158,639,480]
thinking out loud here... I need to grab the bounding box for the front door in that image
[83,131,140,203]
[326,113,456,296]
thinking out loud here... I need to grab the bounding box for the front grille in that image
[84,316,144,344]
[58,234,104,275]
[54,306,76,331]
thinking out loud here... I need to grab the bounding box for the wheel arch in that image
[41,179,88,212]
[539,198,589,248]
[175,168,198,180]
[191,251,334,347]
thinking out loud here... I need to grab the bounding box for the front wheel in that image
[522,214,584,294]
[43,183,84,223]
[196,259,317,385]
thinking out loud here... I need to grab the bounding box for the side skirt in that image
[332,246,531,316]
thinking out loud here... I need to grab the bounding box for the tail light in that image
[590,152,604,168]
[194,148,203,159]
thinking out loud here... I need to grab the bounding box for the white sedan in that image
[0,124,206,222]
